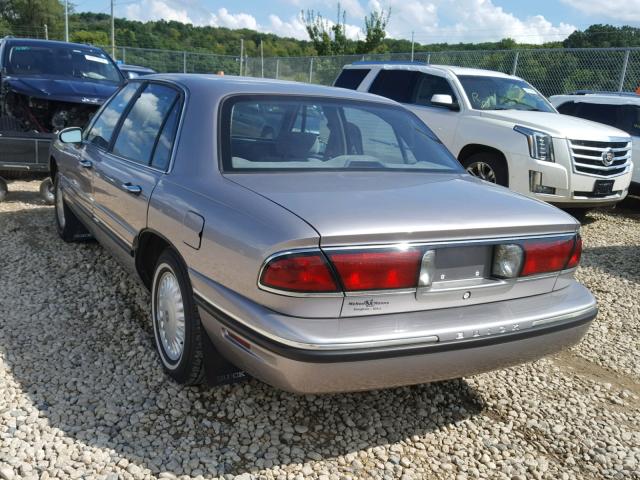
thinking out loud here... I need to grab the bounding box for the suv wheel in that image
[152,249,205,385]
[54,174,90,242]
[462,152,509,187]
[0,177,7,202]
[40,178,55,204]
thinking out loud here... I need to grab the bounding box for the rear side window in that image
[573,102,618,128]
[618,105,640,136]
[112,83,179,165]
[334,69,370,90]
[85,83,139,149]
[369,70,420,103]
[556,101,577,115]
[414,73,457,107]
[151,101,181,170]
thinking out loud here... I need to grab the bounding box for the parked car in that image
[50,75,597,393]
[0,37,124,202]
[334,62,633,213]
[118,63,156,79]
[549,91,640,197]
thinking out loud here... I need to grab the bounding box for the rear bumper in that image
[194,281,597,393]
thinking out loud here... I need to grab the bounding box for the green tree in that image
[356,8,391,54]
[563,24,640,48]
[0,0,64,36]
[70,29,109,45]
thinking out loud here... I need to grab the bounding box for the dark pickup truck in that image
[0,37,124,202]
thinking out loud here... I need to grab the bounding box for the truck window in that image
[334,69,370,90]
[618,105,640,137]
[414,73,458,108]
[556,101,578,115]
[369,70,420,103]
[573,102,619,129]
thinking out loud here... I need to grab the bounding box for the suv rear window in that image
[334,69,370,90]
[369,70,420,103]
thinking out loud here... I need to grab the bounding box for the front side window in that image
[112,83,179,165]
[458,75,555,112]
[5,43,122,83]
[85,82,139,149]
[221,96,462,173]
[414,74,458,108]
[573,102,619,129]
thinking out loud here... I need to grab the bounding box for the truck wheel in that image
[462,152,509,187]
[0,177,7,202]
[40,178,55,205]
[152,249,205,385]
[54,174,90,242]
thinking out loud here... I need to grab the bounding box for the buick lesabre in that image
[49,75,597,393]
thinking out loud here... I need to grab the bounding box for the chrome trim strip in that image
[193,288,596,352]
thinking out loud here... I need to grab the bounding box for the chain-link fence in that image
[2,24,640,96]
[244,48,640,96]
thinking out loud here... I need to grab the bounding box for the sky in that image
[75,0,640,44]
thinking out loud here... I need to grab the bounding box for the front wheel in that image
[54,174,90,242]
[152,249,205,385]
[461,152,509,187]
[40,178,55,204]
[0,177,7,202]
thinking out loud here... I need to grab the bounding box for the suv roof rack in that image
[569,90,639,97]
[351,60,427,66]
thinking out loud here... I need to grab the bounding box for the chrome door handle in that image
[121,183,142,195]
[79,159,93,168]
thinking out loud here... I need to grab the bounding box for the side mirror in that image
[58,127,82,144]
[431,94,459,111]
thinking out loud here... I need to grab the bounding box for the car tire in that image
[462,152,509,187]
[564,208,589,223]
[54,174,90,242]
[0,177,7,202]
[152,249,205,385]
[40,178,55,204]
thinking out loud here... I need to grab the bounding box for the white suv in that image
[335,63,633,209]
[549,91,640,197]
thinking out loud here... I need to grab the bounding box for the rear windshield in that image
[5,43,122,83]
[220,95,462,173]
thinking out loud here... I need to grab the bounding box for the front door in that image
[92,82,182,248]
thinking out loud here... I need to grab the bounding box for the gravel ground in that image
[0,180,638,480]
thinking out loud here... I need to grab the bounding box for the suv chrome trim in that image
[568,138,632,178]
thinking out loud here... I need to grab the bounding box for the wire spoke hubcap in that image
[55,181,65,228]
[156,271,186,363]
[466,161,497,183]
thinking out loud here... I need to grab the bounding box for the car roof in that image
[550,92,640,105]
[143,74,401,104]
[119,64,156,72]
[1,37,106,51]
[345,61,517,79]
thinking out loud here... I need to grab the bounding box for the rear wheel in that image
[152,249,205,385]
[0,177,7,202]
[40,178,55,204]
[462,152,509,187]
[54,174,90,242]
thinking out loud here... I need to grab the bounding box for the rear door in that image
[92,82,182,248]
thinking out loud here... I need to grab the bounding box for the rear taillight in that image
[327,249,422,291]
[259,252,339,293]
[520,236,580,276]
[566,235,582,269]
